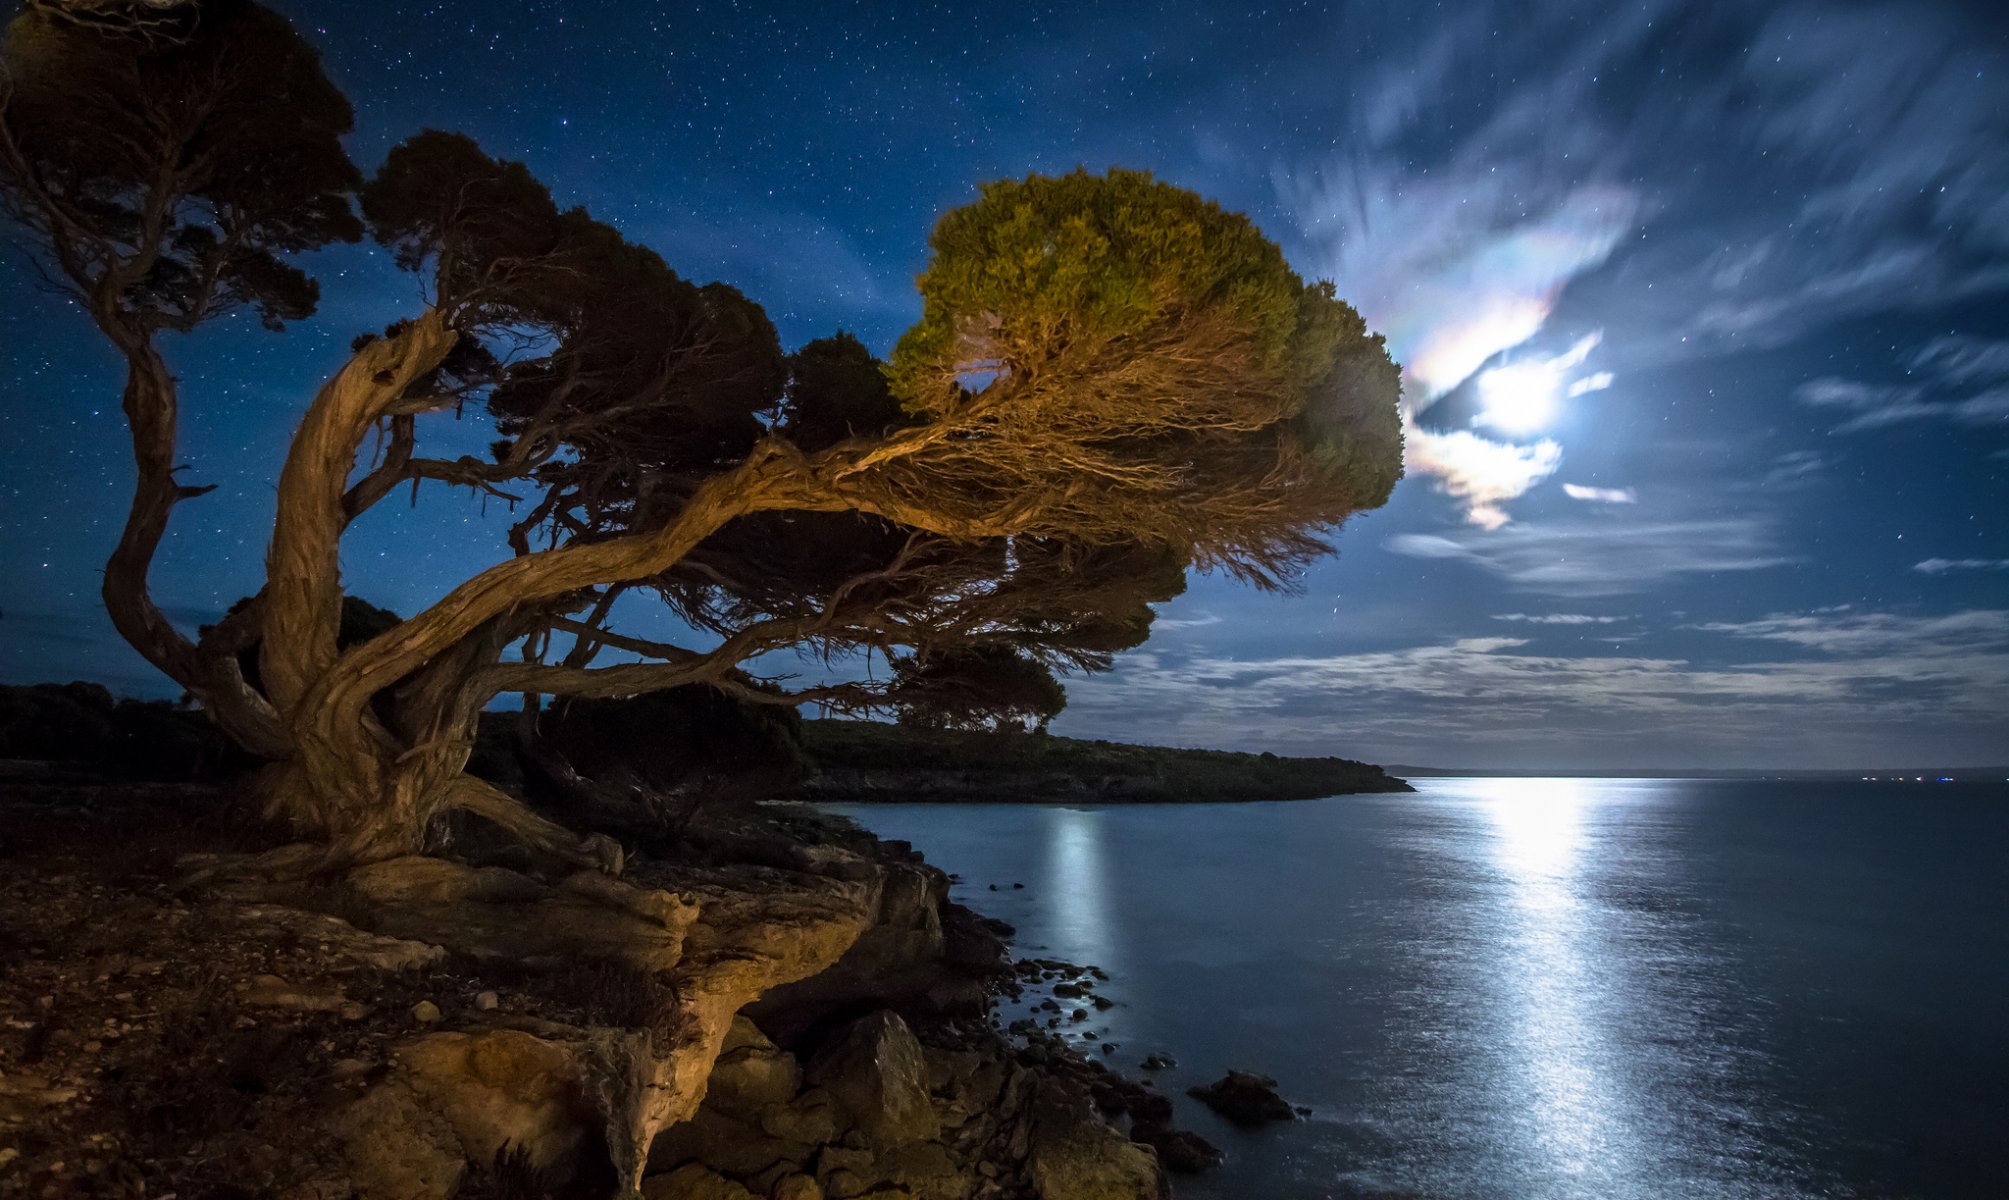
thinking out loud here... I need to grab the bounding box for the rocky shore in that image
[0,763,1232,1199]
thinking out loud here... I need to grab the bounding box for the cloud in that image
[1758,449,1836,489]
[1401,427,1563,530]
[1914,558,2009,575]
[1796,377,2009,434]
[1493,613,1628,625]
[1691,609,2009,655]
[1387,514,1791,596]
[1561,484,1636,504]
[1057,608,2009,765]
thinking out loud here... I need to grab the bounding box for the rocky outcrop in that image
[1186,1070,1295,1127]
[651,1011,1165,1200]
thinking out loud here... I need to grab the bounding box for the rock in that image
[341,856,699,973]
[1138,1054,1174,1071]
[769,1175,824,1200]
[705,1016,802,1113]
[396,1029,594,1176]
[1142,1128,1221,1174]
[1027,1081,1163,1200]
[231,903,446,974]
[805,1011,940,1147]
[1186,1071,1294,1127]
[642,1162,757,1200]
[238,973,348,1013]
[330,1077,466,1200]
[329,1057,373,1082]
[759,1087,842,1146]
[649,1107,813,1180]
[473,990,500,1011]
[411,1000,442,1024]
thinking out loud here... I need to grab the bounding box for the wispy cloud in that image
[1059,608,2009,766]
[1386,514,1791,596]
[1914,558,2009,575]
[1561,484,1637,504]
[1797,377,2009,435]
[1493,613,1629,625]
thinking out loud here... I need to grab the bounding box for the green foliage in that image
[887,167,1311,409]
[0,681,239,779]
[538,684,805,791]
[800,718,1405,802]
[781,331,912,452]
[892,645,1068,733]
[1,1,363,329]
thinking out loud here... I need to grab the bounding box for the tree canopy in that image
[0,1,1404,866]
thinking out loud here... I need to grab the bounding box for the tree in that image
[2,3,1403,871]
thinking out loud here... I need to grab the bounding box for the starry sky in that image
[3,0,2006,769]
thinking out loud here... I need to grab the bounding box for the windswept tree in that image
[1,1,1402,872]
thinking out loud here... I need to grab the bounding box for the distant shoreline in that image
[796,719,1413,803]
[1385,764,2008,781]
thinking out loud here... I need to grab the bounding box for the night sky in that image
[3,0,2006,769]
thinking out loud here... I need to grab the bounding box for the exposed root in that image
[444,774,625,876]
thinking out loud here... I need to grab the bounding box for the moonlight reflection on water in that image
[831,778,2009,1198]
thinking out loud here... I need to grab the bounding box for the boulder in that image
[1185,1071,1294,1127]
[758,1086,843,1145]
[648,1106,814,1179]
[805,1011,941,1147]
[1028,1081,1164,1200]
[340,856,699,973]
[397,1028,594,1174]
[329,1077,466,1200]
[643,1162,757,1200]
[705,1016,803,1113]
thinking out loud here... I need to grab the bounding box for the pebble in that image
[411,1000,442,1024]
[473,991,499,1011]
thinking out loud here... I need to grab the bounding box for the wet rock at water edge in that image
[1186,1070,1295,1127]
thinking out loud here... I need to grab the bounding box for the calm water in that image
[825,779,2009,1199]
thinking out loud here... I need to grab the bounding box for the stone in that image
[329,1079,466,1200]
[1186,1071,1294,1127]
[706,1016,803,1113]
[1027,1081,1164,1200]
[769,1175,824,1200]
[1141,1128,1221,1174]
[649,1107,814,1180]
[341,856,699,973]
[805,1011,940,1147]
[759,1087,842,1146]
[643,1162,757,1200]
[230,903,446,974]
[473,990,500,1011]
[397,1029,593,1176]
[239,974,348,1013]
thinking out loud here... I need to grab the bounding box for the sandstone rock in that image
[806,1011,940,1147]
[330,1077,466,1200]
[1138,1128,1221,1174]
[340,856,699,973]
[643,1162,757,1200]
[1185,1071,1293,1127]
[649,1106,814,1179]
[759,1086,842,1145]
[231,903,446,973]
[1027,1082,1163,1200]
[706,1016,802,1113]
[398,1028,593,1175]
[239,973,348,1013]
[769,1175,824,1200]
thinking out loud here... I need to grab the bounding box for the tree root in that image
[444,774,625,876]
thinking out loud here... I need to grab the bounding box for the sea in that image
[824,777,2009,1200]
